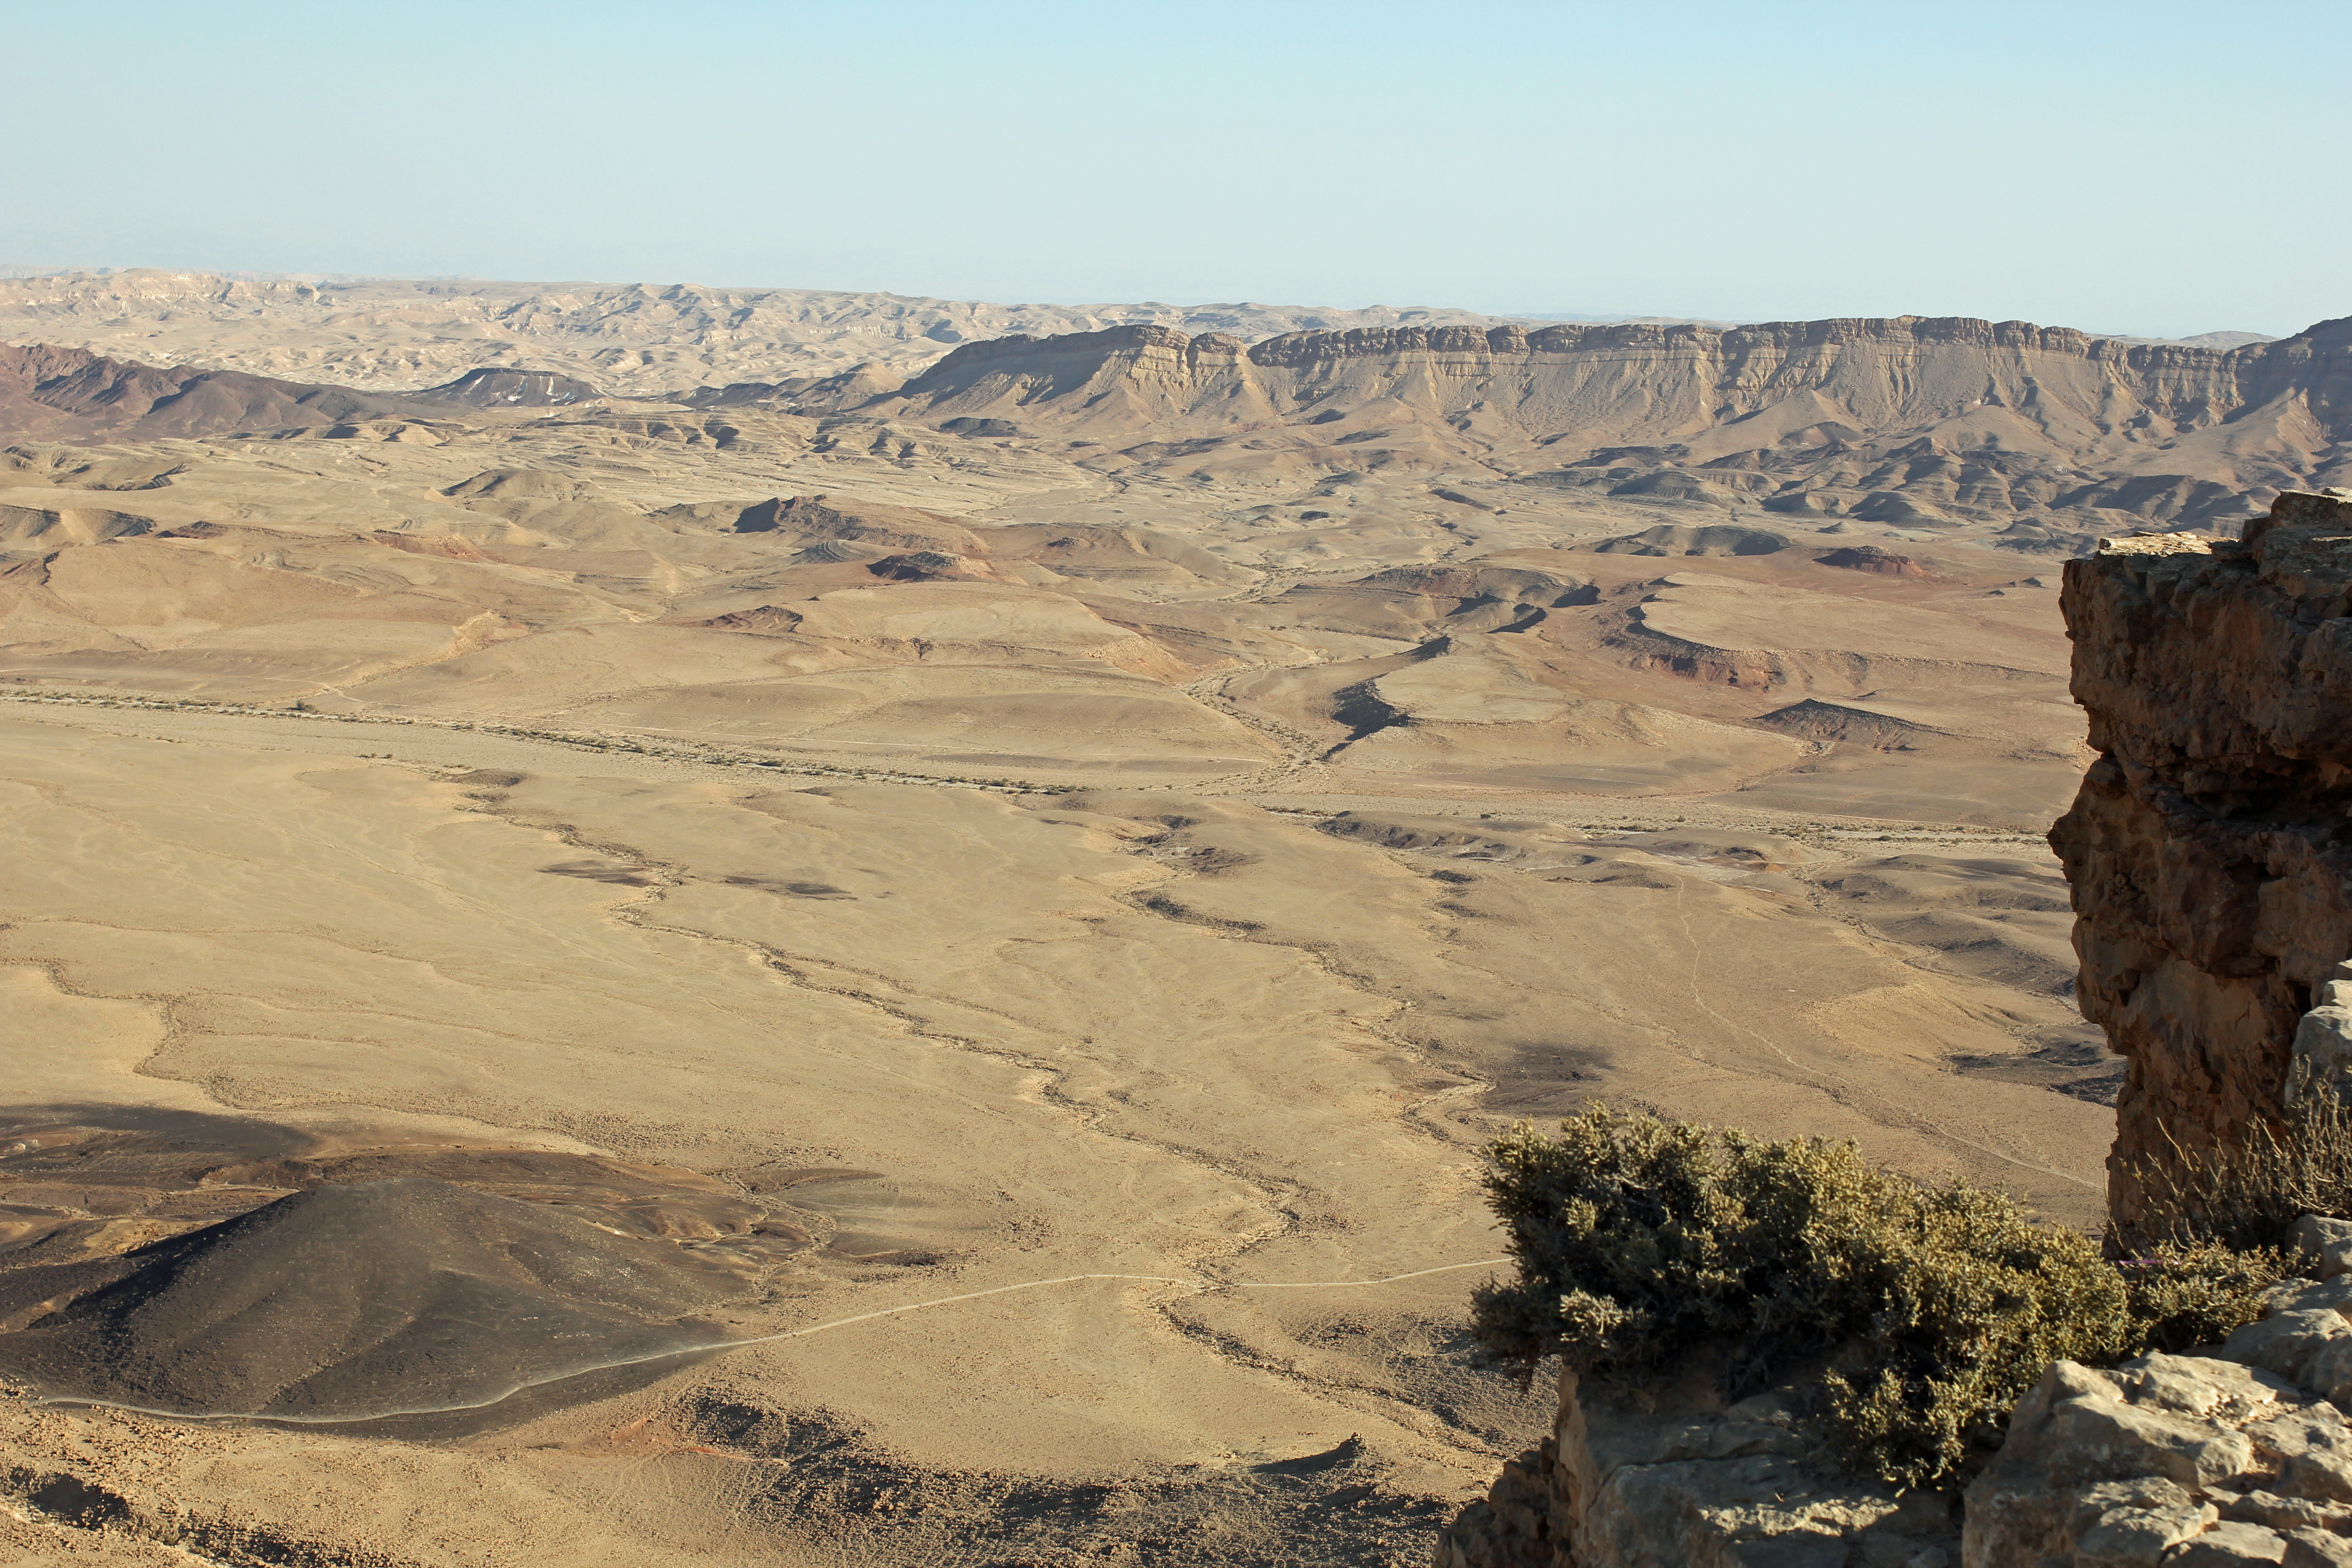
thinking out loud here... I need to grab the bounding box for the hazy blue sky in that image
[5,1,2344,337]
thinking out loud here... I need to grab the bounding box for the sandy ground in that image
[0,328,2124,1565]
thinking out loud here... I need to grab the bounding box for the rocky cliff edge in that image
[2051,490,2352,1224]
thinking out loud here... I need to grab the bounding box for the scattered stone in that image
[2171,1519,2291,1563]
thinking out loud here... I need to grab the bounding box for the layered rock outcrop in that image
[2049,490,2352,1225]
[884,319,2352,529]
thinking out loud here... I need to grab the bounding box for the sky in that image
[3,0,2345,338]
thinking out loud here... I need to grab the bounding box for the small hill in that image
[1817,544,1927,576]
[0,1179,743,1421]
[720,494,986,554]
[410,368,603,407]
[1752,698,1946,750]
[442,467,605,502]
[1588,524,1793,558]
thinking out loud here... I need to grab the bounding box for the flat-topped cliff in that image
[2053,490,2352,1223]
[884,316,2352,529]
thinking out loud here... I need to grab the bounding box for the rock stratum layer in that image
[872,317,2352,532]
[14,309,2351,535]
[2050,490,2352,1223]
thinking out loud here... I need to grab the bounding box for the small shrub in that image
[2117,1241,2283,1354]
[1813,1183,2136,1488]
[2120,1079,2352,1254]
[1471,1106,2271,1490]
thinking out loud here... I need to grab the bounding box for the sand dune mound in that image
[1816,544,1926,576]
[0,1178,744,1421]
[867,550,992,582]
[986,523,1250,588]
[1273,564,1592,638]
[1753,698,1947,749]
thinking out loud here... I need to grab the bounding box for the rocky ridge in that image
[8,307,2347,536]
[0,342,435,443]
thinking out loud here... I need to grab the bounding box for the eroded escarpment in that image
[2048,490,2352,1225]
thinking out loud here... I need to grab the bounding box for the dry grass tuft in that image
[2121,1079,2352,1256]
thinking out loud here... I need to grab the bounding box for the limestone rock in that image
[1554,1360,1957,1568]
[1430,1442,1557,1568]
[2048,490,2352,1225]
[2171,1519,2292,1563]
[2285,1527,2352,1567]
[1451,1304,2352,1568]
[1962,1353,2313,1566]
[2291,1217,2352,1282]
[1960,1310,2352,1568]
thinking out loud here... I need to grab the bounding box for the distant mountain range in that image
[0,270,1513,397]
[5,306,2343,532]
[0,270,2278,395]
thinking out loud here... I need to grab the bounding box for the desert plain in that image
[3,269,2340,1566]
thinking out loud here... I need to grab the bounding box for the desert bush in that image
[2116,1241,2282,1353]
[1471,1106,2274,1490]
[2120,1079,2352,1255]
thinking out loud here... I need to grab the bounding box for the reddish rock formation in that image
[2050,491,2352,1225]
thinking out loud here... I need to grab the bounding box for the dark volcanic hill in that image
[0,1178,744,1420]
[0,342,429,443]
[411,367,603,407]
[864,315,2352,529]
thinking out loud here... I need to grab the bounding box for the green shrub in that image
[1471,1106,2274,1490]
[2117,1241,2283,1354]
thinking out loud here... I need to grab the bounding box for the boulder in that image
[2292,1217,2352,1283]
[1436,1286,2352,1568]
[1962,1298,2352,1568]
[1432,1352,1960,1568]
